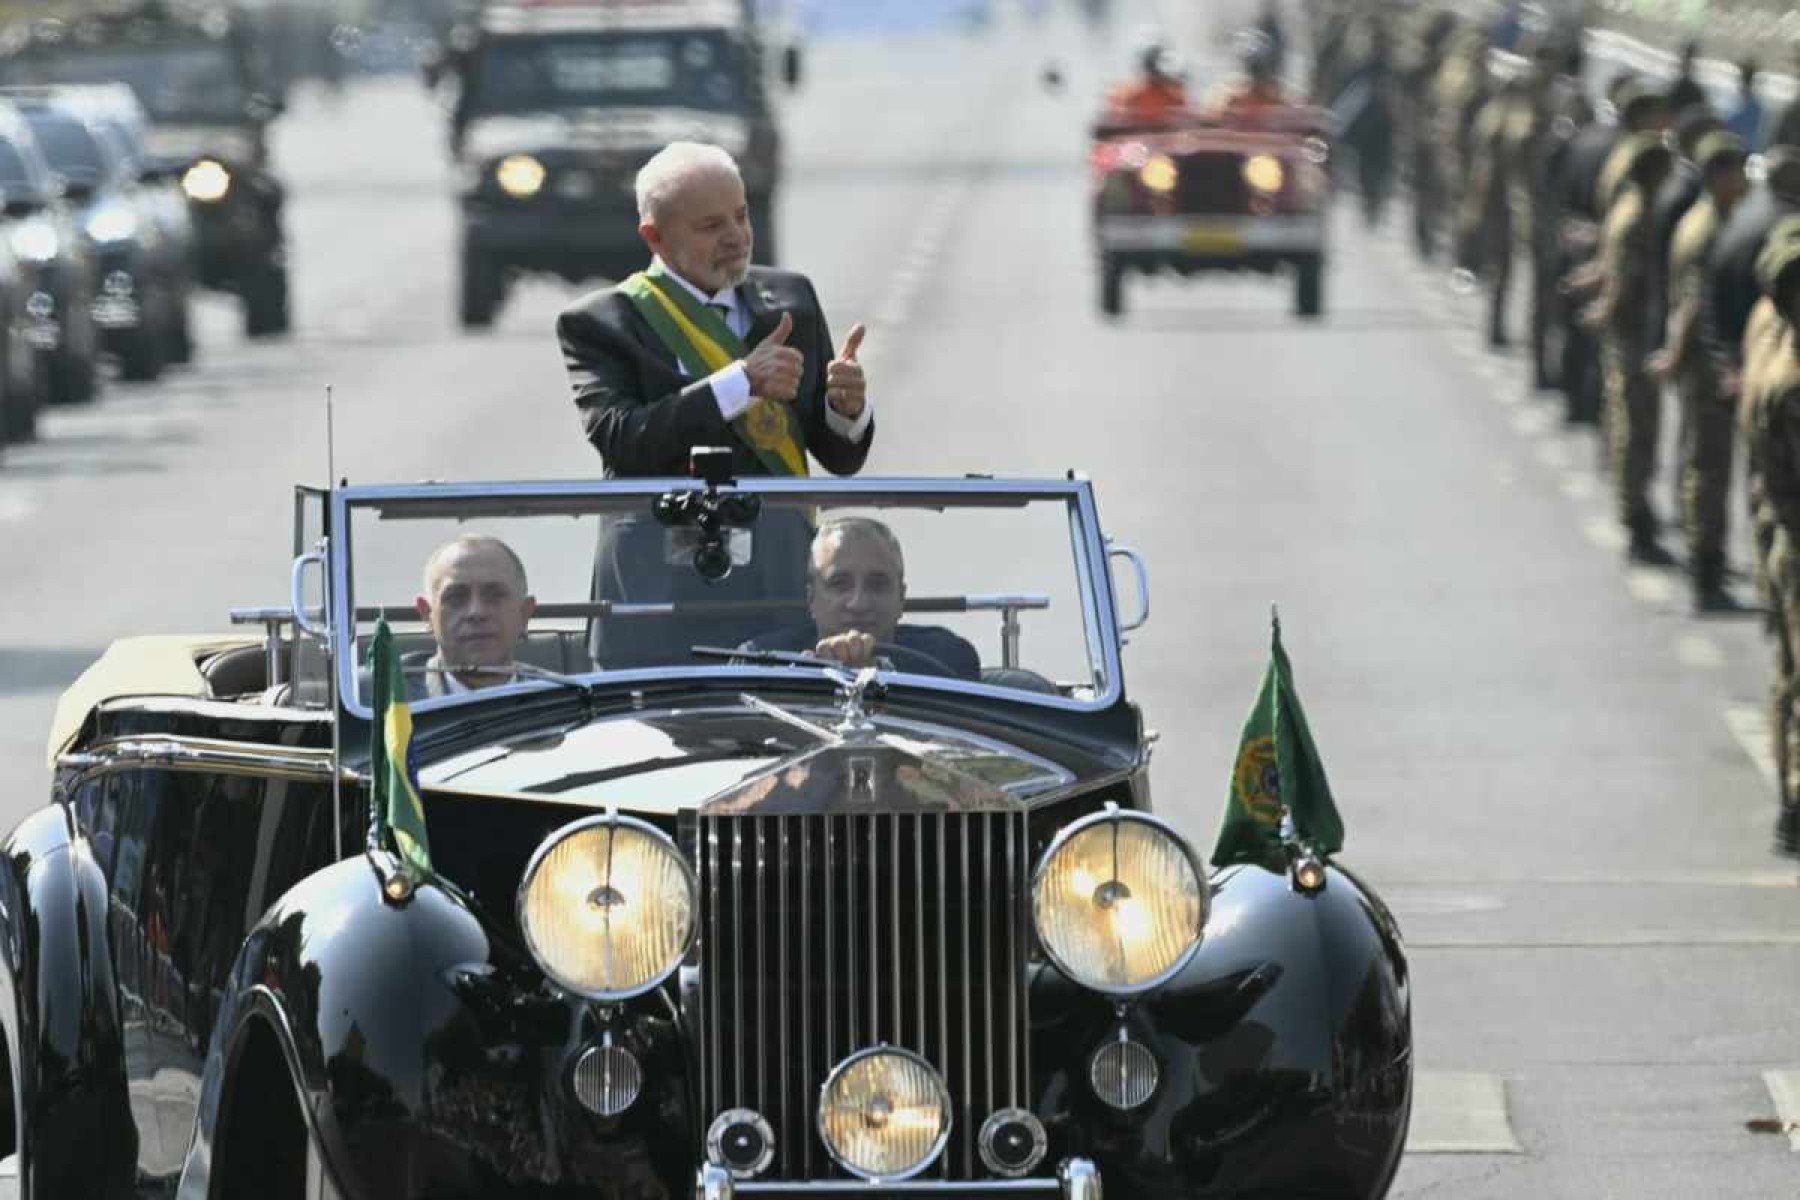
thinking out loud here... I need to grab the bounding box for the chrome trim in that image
[1105,542,1151,633]
[708,817,723,1118]
[515,812,697,1002]
[777,816,791,1164]
[291,543,329,639]
[982,813,994,1122]
[1089,1031,1160,1111]
[935,814,948,1177]
[1005,816,1019,1107]
[959,824,972,1176]
[698,1163,736,1200]
[1030,805,1208,998]
[707,1108,776,1179]
[978,1108,1048,1179]
[815,1046,953,1184]
[733,821,745,1102]
[58,736,336,784]
[800,816,814,1176]
[1058,1158,1103,1200]
[572,1039,643,1117]
[734,1183,1058,1194]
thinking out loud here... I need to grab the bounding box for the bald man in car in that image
[411,535,537,697]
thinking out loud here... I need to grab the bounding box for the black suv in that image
[0,98,101,406]
[444,0,791,328]
[0,10,290,338]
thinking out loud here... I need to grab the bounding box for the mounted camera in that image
[654,447,763,582]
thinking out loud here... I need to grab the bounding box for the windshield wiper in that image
[690,645,840,670]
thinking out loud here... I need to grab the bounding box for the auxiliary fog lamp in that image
[817,1048,952,1182]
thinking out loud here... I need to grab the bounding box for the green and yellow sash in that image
[620,263,809,476]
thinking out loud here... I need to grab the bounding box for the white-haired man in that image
[555,140,874,478]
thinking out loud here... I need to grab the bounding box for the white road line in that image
[1761,1070,1800,1151]
[1726,706,1780,792]
[1583,516,1627,551]
[1675,633,1724,669]
[1408,1072,1522,1154]
[1625,568,1676,605]
[1510,408,1552,436]
[1560,472,1598,500]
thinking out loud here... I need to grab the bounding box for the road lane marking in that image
[1725,705,1780,792]
[1675,633,1724,669]
[1761,1071,1800,1151]
[1583,517,1627,551]
[1408,1072,1522,1154]
[1560,472,1597,500]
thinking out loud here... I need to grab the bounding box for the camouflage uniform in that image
[1530,64,1594,392]
[1399,13,1456,259]
[1464,87,1521,345]
[1590,136,1675,547]
[1665,134,1749,604]
[1431,32,1492,272]
[1746,229,1800,850]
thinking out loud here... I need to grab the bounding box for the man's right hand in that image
[743,311,804,403]
[815,631,877,669]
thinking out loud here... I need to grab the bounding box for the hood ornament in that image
[824,665,882,739]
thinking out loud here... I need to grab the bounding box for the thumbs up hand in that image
[744,311,804,403]
[826,323,867,419]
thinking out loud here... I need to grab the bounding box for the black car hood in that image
[417,698,1089,815]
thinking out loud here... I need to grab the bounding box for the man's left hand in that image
[826,324,867,419]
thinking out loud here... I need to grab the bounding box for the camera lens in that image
[693,539,733,582]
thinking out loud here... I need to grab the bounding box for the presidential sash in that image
[619,264,810,477]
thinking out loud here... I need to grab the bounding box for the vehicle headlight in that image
[495,153,546,198]
[517,813,696,1001]
[182,159,232,203]
[817,1048,951,1182]
[1139,154,1178,194]
[86,203,138,244]
[1243,154,1285,194]
[1032,806,1206,995]
[12,220,56,264]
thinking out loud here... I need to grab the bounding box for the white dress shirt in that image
[653,258,873,443]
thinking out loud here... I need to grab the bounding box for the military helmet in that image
[1754,216,1800,299]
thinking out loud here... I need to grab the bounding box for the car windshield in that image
[23,111,106,181]
[333,481,1116,712]
[0,43,248,123]
[465,30,745,115]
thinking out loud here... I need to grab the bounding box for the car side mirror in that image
[781,44,803,90]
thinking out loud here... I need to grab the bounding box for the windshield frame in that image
[325,477,1125,721]
[463,26,749,118]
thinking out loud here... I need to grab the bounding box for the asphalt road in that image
[1,1,1798,1195]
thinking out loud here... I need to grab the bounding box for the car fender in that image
[178,856,495,1199]
[0,805,135,1199]
[1032,861,1410,1199]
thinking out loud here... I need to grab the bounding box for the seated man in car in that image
[742,516,980,679]
[409,535,538,697]
[1104,41,1190,124]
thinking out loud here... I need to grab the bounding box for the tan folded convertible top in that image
[45,634,261,767]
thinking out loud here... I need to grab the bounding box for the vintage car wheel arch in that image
[0,805,132,1197]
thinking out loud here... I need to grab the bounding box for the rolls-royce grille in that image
[694,811,1032,1180]
[1176,151,1249,212]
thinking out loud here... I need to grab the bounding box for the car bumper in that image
[463,199,646,280]
[699,1158,1102,1200]
[1095,214,1324,260]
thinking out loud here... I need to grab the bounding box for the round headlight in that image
[496,153,546,198]
[817,1048,951,1182]
[1139,154,1178,193]
[182,159,232,203]
[1032,806,1207,995]
[1242,154,1285,194]
[517,813,696,1001]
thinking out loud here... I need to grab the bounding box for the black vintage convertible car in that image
[1,473,1410,1198]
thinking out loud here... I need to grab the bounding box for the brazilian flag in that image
[368,619,432,878]
[1211,612,1345,868]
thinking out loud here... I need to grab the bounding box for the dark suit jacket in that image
[556,265,874,478]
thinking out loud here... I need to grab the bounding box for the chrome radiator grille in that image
[693,811,1032,1180]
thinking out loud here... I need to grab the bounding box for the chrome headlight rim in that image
[1031,804,1208,998]
[815,1045,954,1184]
[515,811,698,1003]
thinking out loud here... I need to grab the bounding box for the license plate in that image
[1181,225,1244,253]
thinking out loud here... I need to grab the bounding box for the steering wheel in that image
[869,643,959,678]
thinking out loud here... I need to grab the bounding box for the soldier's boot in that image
[1778,798,1800,857]
[1692,553,1754,615]
[1627,513,1678,567]
[1487,298,1509,349]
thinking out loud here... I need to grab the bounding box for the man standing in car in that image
[555,142,874,664]
[556,141,872,480]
